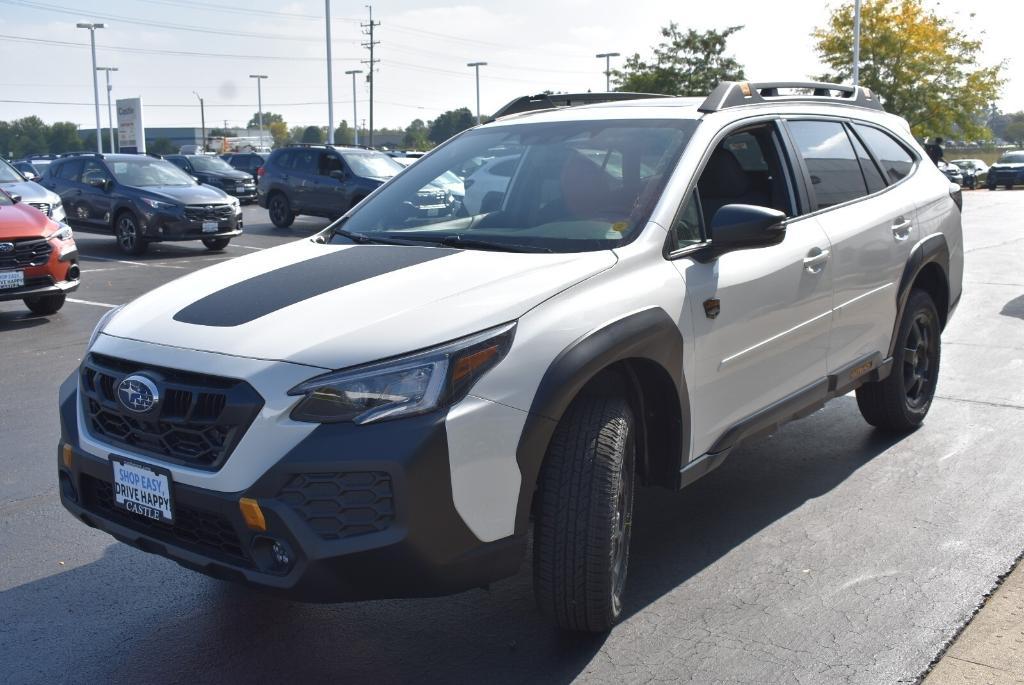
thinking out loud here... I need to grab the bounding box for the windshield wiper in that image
[328,226,424,247]
[395,234,551,253]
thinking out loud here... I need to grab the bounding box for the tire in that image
[24,293,66,315]
[115,211,147,256]
[202,237,231,250]
[856,289,941,432]
[1007,184,1015,190]
[533,395,637,632]
[988,184,997,191]
[268,193,295,228]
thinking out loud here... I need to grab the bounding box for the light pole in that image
[345,69,363,145]
[193,91,206,151]
[76,22,105,153]
[852,0,862,86]
[96,66,118,153]
[249,74,268,148]
[595,52,620,92]
[467,62,487,124]
[325,0,335,144]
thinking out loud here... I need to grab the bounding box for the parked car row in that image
[986,151,1024,190]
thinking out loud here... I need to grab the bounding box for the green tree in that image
[208,127,233,138]
[288,125,305,143]
[269,121,289,148]
[301,125,324,144]
[246,111,284,129]
[402,118,430,149]
[148,138,176,155]
[428,108,475,145]
[1005,119,1024,146]
[47,122,83,154]
[813,0,1005,139]
[613,24,745,96]
[9,116,50,157]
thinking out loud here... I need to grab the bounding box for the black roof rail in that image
[58,151,104,158]
[143,151,163,158]
[491,92,671,120]
[698,81,883,113]
[285,142,375,151]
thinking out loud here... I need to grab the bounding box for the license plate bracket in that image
[0,270,24,290]
[110,456,175,523]
[202,221,219,233]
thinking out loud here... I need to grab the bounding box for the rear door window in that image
[58,159,84,182]
[847,127,887,193]
[851,123,916,184]
[787,120,868,210]
[289,149,319,175]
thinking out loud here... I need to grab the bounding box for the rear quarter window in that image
[852,123,916,184]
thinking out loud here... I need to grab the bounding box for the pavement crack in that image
[933,395,1024,411]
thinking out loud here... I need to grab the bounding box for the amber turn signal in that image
[62,443,73,469]
[239,497,267,532]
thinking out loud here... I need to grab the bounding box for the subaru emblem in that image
[0,242,13,253]
[117,375,160,414]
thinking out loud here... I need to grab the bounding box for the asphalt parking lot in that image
[2,192,1024,684]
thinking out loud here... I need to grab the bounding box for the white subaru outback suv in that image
[58,82,963,632]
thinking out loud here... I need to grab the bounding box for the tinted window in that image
[271,150,294,170]
[0,158,22,183]
[289,149,319,174]
[58,159,83,181]
[81,160,111,185]
[788,120,867,209]
[848,128,887,193]
[998,152,1024,164]
[166,157,189,170]
[852,124,915,183]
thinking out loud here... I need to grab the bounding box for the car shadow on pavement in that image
[1000,294,1024,320]
[2,398,905,684]
[0,309,55,332]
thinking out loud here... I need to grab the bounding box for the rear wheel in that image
[1007,184,1015,190]
[115,211,147,256]
[202,237,231,250]
[268,193,295,228]
[856,289,941,432]
[533,395,636,632]
[24,293,66,315]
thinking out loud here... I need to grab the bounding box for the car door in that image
[312,152,350,216]
[670,120,835,457]
[46,159,87,221]
[286,148,319,212]
[79,159,116,225]
[784,119,919,373]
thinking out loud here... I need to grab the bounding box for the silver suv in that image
[0,157,65,221]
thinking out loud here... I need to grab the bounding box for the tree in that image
[333,121,354,145]
[148,138,176,155]
[813,0,1005,139]
[613,24,745,96]
[208,127,233,138]
[301,125,324,144]
[269,121,289,148]
[9,116,49,157]
[47,122,83,154]
[402,118,430,150]
[246,111,284,129]
[428,108,475,145]
[1005,120,1024,146]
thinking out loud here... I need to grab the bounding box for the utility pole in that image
[345,69,363,145]
[361,5,380,148]
[76,23,105,153]
[249,74,268,148]
[193,91,206,151]
[467,62,487,124]
[595,52,620,92]
[325,0,335,144]
[96,66,118,153]
[852,0,862,86]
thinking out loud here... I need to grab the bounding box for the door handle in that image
[891,217,912,240]
[803,248,830,272]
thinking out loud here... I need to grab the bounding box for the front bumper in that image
[0,274,79,302]
[141,210,244,242]
[57,373,524,601]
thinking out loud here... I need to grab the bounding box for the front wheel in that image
[268,193,295,228]
[856,289,941,432]
[115,212,147,256]
[202,237,231,250]
[533,395,636,632]
[24,293,66,315]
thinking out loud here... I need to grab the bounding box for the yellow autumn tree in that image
[813,0,1004,139]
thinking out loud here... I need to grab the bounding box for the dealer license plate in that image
[110,457,174,523]
[236,185,246,193]
[0,270,24,290]
[202,221,219,233]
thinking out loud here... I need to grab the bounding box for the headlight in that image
[140,197,177,210]
[51,201,66,222]
[46,222,73,241]
[228,195,241,207]
[87,304,125,349]
[288,322,516,424]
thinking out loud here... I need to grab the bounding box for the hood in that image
[0,179,58,205]
[103,240,617,370]
[196,169,252,182]
[143,184,233,205]
[0,201,54,238]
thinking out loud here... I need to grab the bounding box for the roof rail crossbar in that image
[58,151,104,158]
[698,81,883,113]
[491,91,670,120]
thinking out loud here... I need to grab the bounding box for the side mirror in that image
[698,204,787,261]
[10,193,21,204]
[328,169,346,181]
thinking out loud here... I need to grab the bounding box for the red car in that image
[0,188,79,314]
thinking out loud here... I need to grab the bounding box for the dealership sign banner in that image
[116,98,146,153]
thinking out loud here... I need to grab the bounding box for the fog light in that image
[272,541,292,568]
[59,471,78,503]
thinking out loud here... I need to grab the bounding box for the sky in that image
[0,0,1019,133]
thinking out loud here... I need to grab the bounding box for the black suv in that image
[41,153,242,255]
[164,154,257,203]
[257,144,410,228]
[220,152,267,184]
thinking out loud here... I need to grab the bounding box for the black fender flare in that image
[889,232,950,357]
[512,307,688,534]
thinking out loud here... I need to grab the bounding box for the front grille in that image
[277,472,395,540]
[81,474,250,565]
[27,201,52,217]
[80,353,263,470]
[184,204,234,222]
[0,237,52,270]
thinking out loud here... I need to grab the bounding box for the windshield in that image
[0,158,24,183]
[189,155,236,173]
[109,158,196,187]
[341,152,404,179]
[331,118,697,253]
[998,152,1024,164]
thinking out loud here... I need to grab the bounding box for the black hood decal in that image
[173,245,457,327]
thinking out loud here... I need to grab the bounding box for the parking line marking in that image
[81,255,186,269]
[233,245,264,250]
[67,298,118,309]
